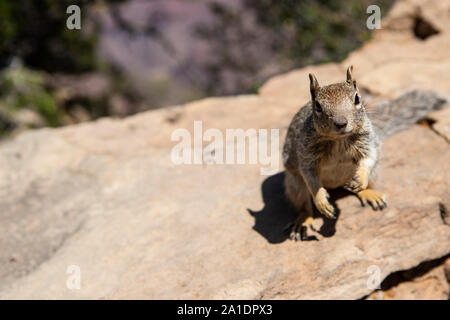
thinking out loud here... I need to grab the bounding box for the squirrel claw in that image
[344,176,366,193]
[289,229,303,242]
[314,188,335,219]
[290,227,318,242]
[289,222,305,241]
[289,217,318,241]
[315,199,335,219]
[289,230,302,241]
[358,189,387,211]
[320,210,335,219]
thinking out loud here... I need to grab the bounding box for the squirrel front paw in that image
[314,187,335,219]
[358,189,387,210]
[344,170,369,193]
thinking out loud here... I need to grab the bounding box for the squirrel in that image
[282,65,446,241]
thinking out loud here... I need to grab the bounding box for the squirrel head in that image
[309,65,366,138]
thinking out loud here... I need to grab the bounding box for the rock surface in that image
[0,0,449,299]
[366,257,450,300]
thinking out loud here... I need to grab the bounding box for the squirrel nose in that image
[334,117,348,129]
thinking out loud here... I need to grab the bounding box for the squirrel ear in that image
[309,73,319,99]
[346,65,354,83]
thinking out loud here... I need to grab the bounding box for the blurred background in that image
[0,0,393,138]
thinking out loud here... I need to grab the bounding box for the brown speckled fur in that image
[283,66,382,241]
[283,66,446,241]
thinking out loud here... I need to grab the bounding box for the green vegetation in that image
[196,0,393,96]
[0,0,98,72]
[246,0,392,65]
[0,64,61,132]
[0,1,124,136]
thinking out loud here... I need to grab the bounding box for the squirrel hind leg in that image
[284,172,318,241]
[289,213,319,241]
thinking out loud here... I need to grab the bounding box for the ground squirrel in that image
[283,65,446,241]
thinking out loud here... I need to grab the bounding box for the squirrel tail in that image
[370,90,447,140]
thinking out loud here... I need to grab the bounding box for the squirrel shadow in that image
[248,172,353,244]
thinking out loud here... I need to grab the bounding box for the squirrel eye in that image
[354,94,360,105]
[315,101,322,113]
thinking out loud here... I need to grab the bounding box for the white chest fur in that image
[317,140,358,188]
